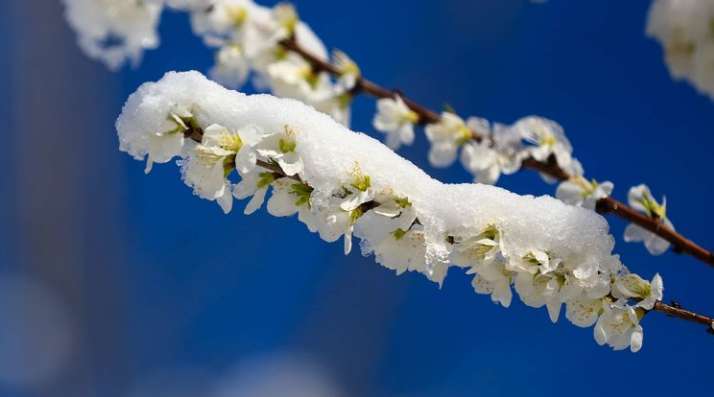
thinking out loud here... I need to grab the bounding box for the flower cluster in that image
[117,71,666,352]
[64,0,358,125]
[647,0,714,100]
[373,106,593,187]
[62,0,162,70]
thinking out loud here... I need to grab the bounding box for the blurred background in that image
[1,0,713,396]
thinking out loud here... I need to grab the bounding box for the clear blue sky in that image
[2,1,713,396]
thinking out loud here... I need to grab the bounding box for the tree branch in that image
[184,123,714,333]
[279,37,714,270]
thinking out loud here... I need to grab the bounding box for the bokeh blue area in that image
[1,1,713,396]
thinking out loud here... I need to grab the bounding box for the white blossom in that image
[266,178,312,218]
[181,123,266,213]
[234,168,272,214]
[646,0,714,100]
[451,224,505,266]
[513,116,573,173]
[360,225,428,276]
[264,56,350,125]
[256,126,304,176]
[566,297,603,328]
[332,50,360,92]
[514,271,563,323]
[614,273,663,310]
[424,112,475,167]
[556,177,614,209]
[560,260,612,301]
[624,184,674,255]
[210,44,251,88]
[594,300,644,352]
[373,96,418,150]
[460,119,524,185]
[143,111,191,174]
[470,260,513,308]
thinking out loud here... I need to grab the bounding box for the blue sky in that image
[2,1,714,396]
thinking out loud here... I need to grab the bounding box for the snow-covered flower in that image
[373,96,419,150]
[360,225,429,276]
[352,191,429,276]
[556,177,614,209]
[594,300,645,352]
[624,184,674,255]
[566,297,604,328]
[210,44,251,88]
[560,260,612,301]
[256,125,304,176]
[514,271,564,323]
[143,111,192,174]
[311,165,375,254]
[614,273,663,310]
[182,123,265,213]
[513,116,573,172]
[424,112,475,167]
[358,192,416,236]
[470,260,514,308]
[460,119,524,185]
[451,224,505,266]
[233,168,274,214]
[266,178,311,216]
[510,249,560,275]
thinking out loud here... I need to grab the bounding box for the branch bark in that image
[279,37,714,270]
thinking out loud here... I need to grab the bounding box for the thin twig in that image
[279,37,714,269]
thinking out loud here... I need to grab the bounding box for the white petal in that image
[398,124,415,146]
[496,282,513,308]
[234,148,257,174]
[476,165,500,185]
[278,156,304,176]
[630,326,643,353]
[244,187,267,215]
[546,300,562,323]
[344,229,353,255]
[556,181,584,206]
[217,186,234,214]
[645,234,671,255]
[651,273,664,301]
[267,187,298,217]
[428,142,458,167]
[594,319,608,346]
[623,224,649,243]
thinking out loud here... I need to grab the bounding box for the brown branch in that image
[653,301,714,330]
[279,37,714,269]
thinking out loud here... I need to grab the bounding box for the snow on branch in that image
[117,71,686,352]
